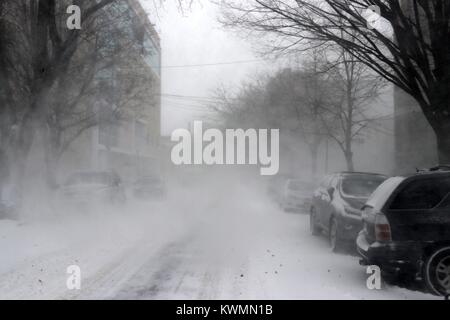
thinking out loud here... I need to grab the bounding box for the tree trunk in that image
[436,131,450,165]
[0,148,9,200]
[345,151,355,172]
[8,108,45,213]
[8,144,29,216]
[45,147,60,190]
[427,109,450,165]
[44,127,62,190]
[310,143,319,179]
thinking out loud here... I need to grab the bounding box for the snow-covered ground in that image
[0,172,438,300]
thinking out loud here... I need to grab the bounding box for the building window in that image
[142,35,161,76]
[99,121,119,148]
[135,121,148,150]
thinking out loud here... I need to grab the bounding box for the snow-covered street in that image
[2,0,450,305]
[0,173,437,300]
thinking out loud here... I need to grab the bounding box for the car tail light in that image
[375,213,392,242]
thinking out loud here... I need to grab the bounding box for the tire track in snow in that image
[62,234,194,300]
[111,236,198,299]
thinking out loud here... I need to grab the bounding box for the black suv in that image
[310,172,387,252]
[357,167,450,296]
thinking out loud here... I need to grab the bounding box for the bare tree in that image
[0,0,124,196]
[0,0,170,199]
[43,1,159,187]
[211,49,385,174]
[317,48,387,171]
[209,79,271,130]
[210,66,330,177]
[265,66,328,177]
[219,0,450,163]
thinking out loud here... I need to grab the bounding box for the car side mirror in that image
[327,187,335,200]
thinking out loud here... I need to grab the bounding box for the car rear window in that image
[366,177,405,211]
[340,175,387,198]
[390,177,450,210]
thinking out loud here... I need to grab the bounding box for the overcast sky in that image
[139,0,276,135]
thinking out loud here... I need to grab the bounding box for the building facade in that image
[59,0,162,182]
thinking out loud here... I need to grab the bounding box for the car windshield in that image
[340,175,387,198]
[65,172,111,186]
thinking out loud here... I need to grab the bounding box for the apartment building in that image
[59,0,161,182]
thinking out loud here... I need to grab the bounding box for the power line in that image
[162,104,209,113]
[161,94,218,101]
[160,94,225,107]
[161,93,218,99]
[157,58,269,69]
[154,49,302,70]
[162,101,209,110]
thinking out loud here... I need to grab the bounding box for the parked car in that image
[59,171,126,208]
[132,176,166,200]
[280,179,313,212]
[310,172,388,251]
[357,166,450,296]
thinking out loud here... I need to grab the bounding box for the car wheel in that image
[424,246,450,296]
[310,208,320,236]
[329,217,343,253]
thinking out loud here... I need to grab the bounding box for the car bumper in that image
[356,232,424,274]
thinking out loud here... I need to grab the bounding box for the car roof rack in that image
[337,171,385,176]
[416,165,450,173]
[430,165,450,171]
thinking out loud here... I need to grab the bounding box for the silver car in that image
[280,179,313,212]
[59,171,126,209]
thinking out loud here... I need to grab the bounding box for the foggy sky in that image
[140,0,273,135]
